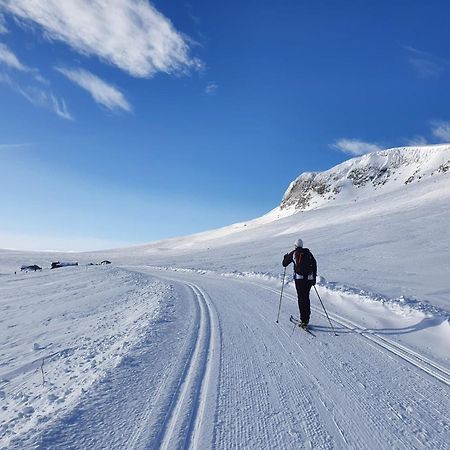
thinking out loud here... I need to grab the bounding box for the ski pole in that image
[276,267,287,323]
[314,286,338,336]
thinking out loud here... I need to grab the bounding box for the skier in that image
[282,239,317,328]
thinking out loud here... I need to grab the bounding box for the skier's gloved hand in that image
[312,279,316,286]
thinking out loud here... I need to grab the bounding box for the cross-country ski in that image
[289,315,316,336]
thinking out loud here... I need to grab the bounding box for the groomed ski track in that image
[156,282,219,450]
[17,266,450,449]
[259,285,450,388]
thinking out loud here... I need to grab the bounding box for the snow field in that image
[9,271,221,449]
[0,266,168,448]
[134,268,450,449]
[1,264,449,448]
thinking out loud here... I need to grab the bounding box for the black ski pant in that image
[295,280,313,323]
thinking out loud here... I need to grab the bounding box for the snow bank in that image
[0,266,170,447]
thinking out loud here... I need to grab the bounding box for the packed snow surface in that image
[1,145,449,448]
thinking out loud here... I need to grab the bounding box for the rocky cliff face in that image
[280,145,450,211]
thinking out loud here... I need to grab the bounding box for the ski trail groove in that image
[259,284,450,387]
[159,282,218,450]
[125,297,200,449]
[260,292,448,448]
[256,312,338,448]
[188,283,220,450]
[312,305,450,387]
[267,312,386,448]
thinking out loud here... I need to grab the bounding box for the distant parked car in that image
[100,260,112,265]
[51,261,78,269]
[20,265,42,272]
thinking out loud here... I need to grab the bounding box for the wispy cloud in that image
[205,82,219,95]
[17,84,72,120]
[56,67,131,112]
[0,72,72,120]
[331,138,383,156]
[205,82,218,95]
[0,0,201,78]
[0,13,7,33]
[0,42,47,83]
[0,143,30,150]
[406,135,428,146]
[0,42,29,71]
[431,120,450,142]
[404,46,448,77]
[0,44,62,117]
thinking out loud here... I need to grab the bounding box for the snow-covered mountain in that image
[280,144,450,212]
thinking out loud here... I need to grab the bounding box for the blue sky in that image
[1,0,450,251]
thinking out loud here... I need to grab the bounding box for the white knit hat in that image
[294,238,303,248]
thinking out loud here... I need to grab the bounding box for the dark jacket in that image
[282,248,317,281]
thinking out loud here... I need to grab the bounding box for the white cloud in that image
[331,138,383,156]
[404,46,447,77]
[0,0,201,78]
[0,44,59,117]
[0,72,72,120]
[205,82,218,95]
[0,13,7,33]
[0,143,29,150]
[0,42,29,71]
[406,135,428,146]
[431,120,450,142]
[56,66,131,112]
[18,85,73,120]
[0,43,47,83]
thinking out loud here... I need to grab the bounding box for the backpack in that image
[294,248,315,276]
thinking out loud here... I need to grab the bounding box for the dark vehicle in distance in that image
[51,262,78,269]
[20,265,42,272]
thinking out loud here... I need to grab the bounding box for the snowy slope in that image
[89,145,450,313]
[1,144,450,448]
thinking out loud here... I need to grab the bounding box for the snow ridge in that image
[281,144,450,211]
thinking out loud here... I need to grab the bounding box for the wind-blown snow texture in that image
[1,145,449,448]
